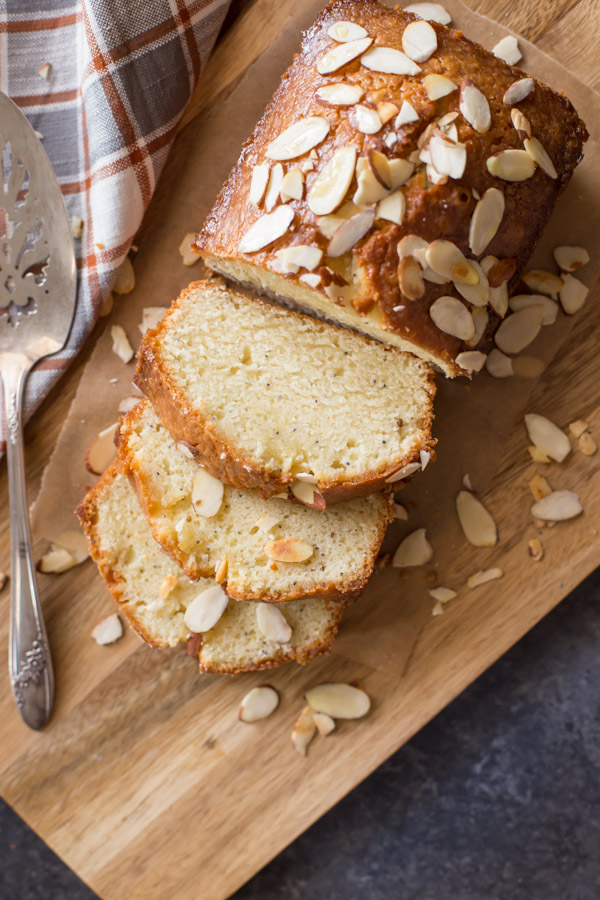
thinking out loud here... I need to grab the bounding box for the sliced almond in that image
[429,135,466,180]
[239,685,280,723]
[176,440,198,459]
[394,502,408,520]
[290,479,326,510]
[467,306,489,347]
[526,538,544,562]
[275,244,322,273]
[494,306,544,354]
[113,257,135,295]
[388,157,415,189]
[361,46,421,76]
[317,36,373,74]
[487,149,535,181]
[467,567,503,589]
[264,162,283,211]
[280,166,305,202]
[257,603,292,643]
[309,145,356,216]
[426,240,479,285]
[578,432,597,456]
[509,294,558,326]
[481,256,508,317]
[512,356,544,378]
[184,585,228,633]
[402,19,437,63]
[569,419,589,438]
[397,234,429,264]
[468,188,505,256]
[429,296,475,341]
[525,413,570,462]
[110,325,134,364]
[351,104,383,134]
[456,350,486,372]
[353,164,389,206]
[85,423,118,475]
[459,80,491,133]
[398,255,424,300]
[395,100,419,127]
[377,101,399,125]
[368,149,392,188]
[138,306,164,335]
[531,490,582,522]
[404,2,452,24]
[521,269,563,298]
[313,712,336,735]
[53,530,89,564]
[429,586,457,603]
[178,233,199,267]
[256,513,280,533]
[249,162,270,206]
[385,461,421,483]
[455,260,489,307]
[378,190,406,226]
[327,20,368,42]
[487,256,515,288]
[214,556,228,584]
[486,348,513,378]
[327,208,375,257]
[553,245,590,273]
[37,546,78,574]
[38,62,52,80]
[316,201,358,239]
[529,445,551,463]
[291,705,316,756]
[529,473,552,502]
[71,216,84,239]
[299,272,321,288]
[92,614,123,645]
[392,528,433,567]
[305,683,370,719]
[118,395,140,414]
[423,74,457,100]
[263,538,313,563]
[237,206,294,253]
[503,77,534,105]
[426,162,448,186]
[294,472,318,484]
[510,107,531,139]
[456,490,497,547]
[266,117,330,161]
[492,35,521,65]
[315,82,364,108]
[559,273,589,315]
[191,468,224,518]
[523,137,557,179]
[432,601,444,616]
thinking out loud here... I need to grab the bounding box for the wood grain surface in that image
[1,2,599,899]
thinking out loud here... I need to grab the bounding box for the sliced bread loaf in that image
[135,281,436,503]
[117,400,392,602]
[77,465,344,674]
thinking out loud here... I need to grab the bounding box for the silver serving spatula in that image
[1,93,77,729]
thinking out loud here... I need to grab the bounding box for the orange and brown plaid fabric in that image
[0,0,230,442]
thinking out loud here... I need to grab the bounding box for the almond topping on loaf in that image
[263,538,314,564]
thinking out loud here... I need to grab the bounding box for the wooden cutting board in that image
[1,2,600,898]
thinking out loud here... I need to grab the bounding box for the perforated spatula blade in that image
[0,92,77,729]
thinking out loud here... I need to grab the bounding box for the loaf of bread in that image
[77,466,345,673]
[194,0,588,376]
[135,281,435,502]
[117,400,392,602]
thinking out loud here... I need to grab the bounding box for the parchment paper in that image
[32,0,600,679]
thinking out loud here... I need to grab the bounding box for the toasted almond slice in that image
[290,479,326,510]
[525,413,571,462]
[503,77,534,105]
[266,117,330,161]
[392,527,433,567]
[512,356,544,378]
[487,149,535,181]
[395,100,419,127]
[385,461,421,484]
[316,201,357,239]
[429,586,457,603]
[388,158,415,189]
[429,135,466,180]
[421,449,431,470]
[559,273,589,315]
[294,472,318,483]
[291,705,316,755]
[139,306,165,335]
[313,712,336,735]
[176,440,198,459]
[184,585,228,633]
[529,445,551,463]
[351,104,383,134]
[110,325,134,364]
[214,556,228,584]
[318,36,373,74]
[455,261,489,307]
[422,266,448,284]
[275,244,322,273]
[378,189,406,226]
[467,306,489,347]
[487,257,516,288]
[456,490,497,546]
[327,208,375,257]
[569,419,589,438]
[524,137,557,179]
[280,166,304,202]
[510,107,531,139]
[529,474,552,502]
[397,234,429,264]
[526,538,543,562]
[486,348,513,377]
[368,149,392,188]
[553,245,590,272]
[85,423,118,475]
[113,257,135,295]
[430,296,475,340]
[159,574,179,599]
[353,164,389,206]
[423,73,457,100]
[531,490,582,522]
[37,546,78,574]
[256,514,280,533]
[237,206,294,253]
[377,101,399,125]
[239,685,280,723]
[257,603,292,643]
[492,35,521,65]
[481,256,509,317]
[426,240,479,285]
[191,468,224,518]
[315,82,364,106]
[249,162,270,206]
[521,269,563,298]
[264,163,283,212]
[469,188,505,256]
[178,233,199,266]
[264,538,313,563]
[92,614,123,645]
[118,395,140,414]
[299,272,321,288]
[309,145,357,216]
[394,502,408,520]
[494,306,544,354]
[402,19,437,62]
[405,2,452,24]
[459,80,491,133]
[305,683,370,719]
[579,432,597,456]
[361,46,421,76]
[327,20,368,42]
[426,162,447,186]
[467,567,503,589]
[456,350,486,373]
[398,255,424,300]
[432,601,444,616]
[509,294,558,326]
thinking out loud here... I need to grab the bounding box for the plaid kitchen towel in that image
[0,0,230,446]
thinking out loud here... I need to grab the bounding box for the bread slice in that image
[77,466,345,674]
[135,281,435,503]
[117,399,392,602]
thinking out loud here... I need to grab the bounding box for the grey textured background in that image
[2,570,599,900]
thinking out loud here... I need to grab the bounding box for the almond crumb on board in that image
[467,567,503,589]
[529,474,552,502]
[431,601,444,616]
[429,586,456,603]
[528,445,551,464]
[569,418,589,438]
[305,683,370,719]
[92,614,123,645]
[578,432,597,456]
[291,705,316,756]
[313,712,336,736]
[239,685,280,723]
[528,539,544,561]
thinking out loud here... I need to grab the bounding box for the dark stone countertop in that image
[2,570,599,900]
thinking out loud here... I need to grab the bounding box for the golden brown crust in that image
[134,281,436,503]
[194,0,588,376]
